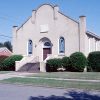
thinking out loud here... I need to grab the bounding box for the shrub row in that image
[0,55,23,71]
[0,56,8,63]
[70,52,87,72]
[46,52,87,72]
[87,51,100,72]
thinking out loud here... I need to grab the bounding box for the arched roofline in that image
[33,3,58,12]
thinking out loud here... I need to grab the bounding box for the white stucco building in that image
[12,4,100,72]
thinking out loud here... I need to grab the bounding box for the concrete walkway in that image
[0,72,34,80]
[26,76,100,82]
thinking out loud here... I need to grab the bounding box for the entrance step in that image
[18,62,40,72]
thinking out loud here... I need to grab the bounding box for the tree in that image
[0,42,4,47]
[3,41,12,52]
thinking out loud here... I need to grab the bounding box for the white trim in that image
[88,38,91,52]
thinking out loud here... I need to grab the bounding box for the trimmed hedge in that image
[0,56,8,63]
[46,52,87,72]
[70,52,87,72]
[62,56,71,70]
[0,56,9,70]
[46,58,62,72]
[87,51,100,72]
[1,55,23,71]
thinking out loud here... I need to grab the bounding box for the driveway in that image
[0,83,100,100]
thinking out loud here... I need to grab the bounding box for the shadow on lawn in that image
[29,91,100,100]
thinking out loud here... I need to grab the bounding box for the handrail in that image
[30,56,39,63]
[16,56,39,71]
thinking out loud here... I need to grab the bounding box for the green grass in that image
[1,77,100,90]
[28,72,100,80]
[0,72,100,90]
[0,71,13,74]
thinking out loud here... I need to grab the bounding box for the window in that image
[44,42,51,46]
[28,40,33,55]
[43,41,51,48]
[59,37,65,53]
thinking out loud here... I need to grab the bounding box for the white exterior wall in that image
[86,35,100,55]
[92,38,96,51]
[98,41,100,51]
[12,26,18,54]
[85,35,89,56]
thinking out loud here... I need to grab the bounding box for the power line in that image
[0,12,26,23]
[0,34,12,38]
[0,11,20,19]
[0,16,21,23]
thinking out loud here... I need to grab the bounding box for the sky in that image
[0,0,100,42]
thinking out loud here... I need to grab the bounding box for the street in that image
[0,83,100,100]
[0,83,67,100]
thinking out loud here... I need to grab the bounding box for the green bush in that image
[46,58,62,72]
[62,56,71,70]
[87,51,100,72]
[70,52,87,72]
[0,56,9,70]
[0,56,8,63]
[1,55,23,71]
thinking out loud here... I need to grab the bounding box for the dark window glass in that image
[44,42,51,46]
[59,37,65,53]
[28,40,33,54]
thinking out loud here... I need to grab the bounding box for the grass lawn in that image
[1,72,100,90]
[1,77,100,90]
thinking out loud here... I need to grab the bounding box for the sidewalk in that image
[0,72,34,80]
[25,76,100,82]
[0,72,100,83]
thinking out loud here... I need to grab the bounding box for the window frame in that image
[28,39,33,55]
[59,37,65,54]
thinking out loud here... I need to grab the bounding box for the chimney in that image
[54,6,59,20]
[79,16,86,54]
[12,26,18,54]
[12,26,18,37]
[31,10,36,24]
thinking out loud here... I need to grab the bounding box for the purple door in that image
[43,48,51,60]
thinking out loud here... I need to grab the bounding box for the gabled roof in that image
[16,4,100,39]
[0,47,12,56]
[17,4,79,31]
[86,31,100,40]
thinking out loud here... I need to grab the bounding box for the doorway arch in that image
[39,37,52,60]
[43,41,52,60]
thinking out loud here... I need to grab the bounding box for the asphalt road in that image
[0,83,67,100]
[0,83,100,100]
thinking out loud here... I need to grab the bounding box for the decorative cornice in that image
[86,31,100,40]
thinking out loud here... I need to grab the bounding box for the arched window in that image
[44,42,51,47]
[43,41,51,48]
[28,40,33,55]
[59,37,65,53]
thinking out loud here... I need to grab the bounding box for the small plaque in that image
[40,24,49,33]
